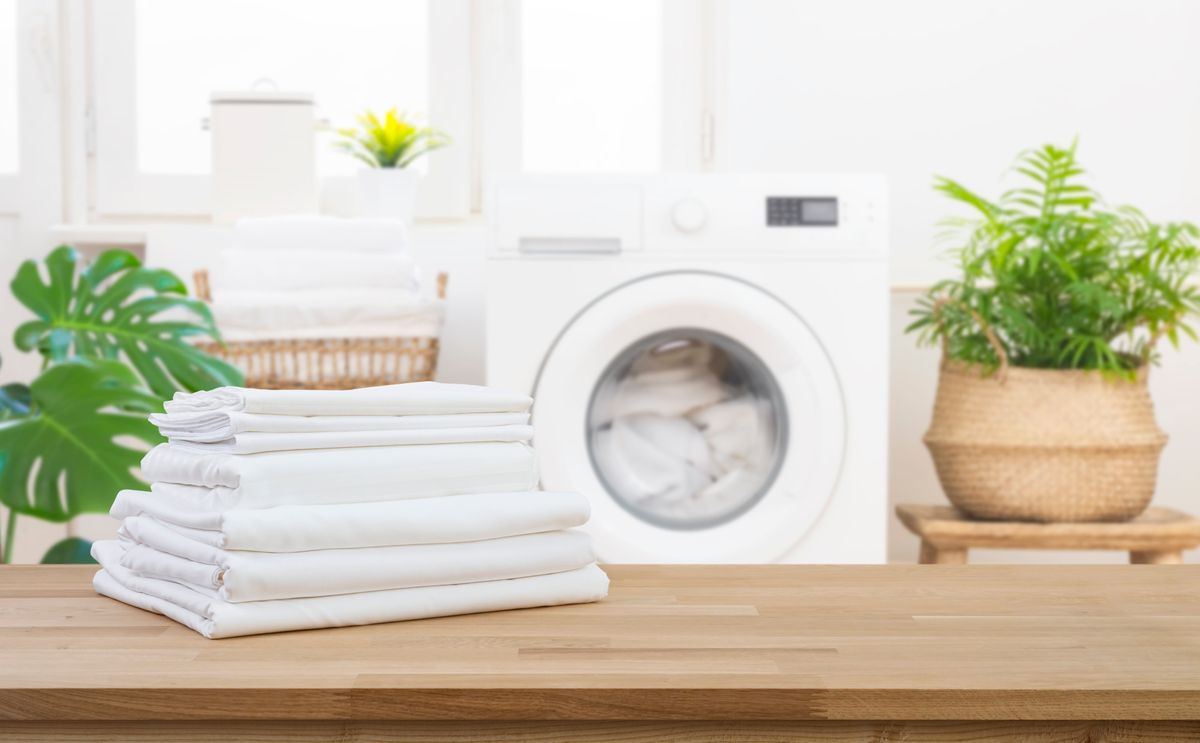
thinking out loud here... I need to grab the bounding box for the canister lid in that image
[210,90,314,105]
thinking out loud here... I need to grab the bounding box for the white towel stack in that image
[212,216,442,341]
[91,382,609,639]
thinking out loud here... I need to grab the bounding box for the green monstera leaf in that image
[0,354,31,421]
[0,358,162,522]
[0,383,30,421]
[41,537,97,564]
[11,245,242,399]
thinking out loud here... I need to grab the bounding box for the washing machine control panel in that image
[491,174,887,259]
[766,196,838,227]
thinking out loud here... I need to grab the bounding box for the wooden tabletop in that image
[2,564,1199,722]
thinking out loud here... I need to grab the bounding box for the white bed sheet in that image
[139,441,539,508]
[150,411,530,443]
[164,381,532,417]
[110,490,590,552]
[118,521,595,602]
[165,424,533,454]
[93,541,609,639]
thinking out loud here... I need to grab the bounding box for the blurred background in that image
[1,0,1198,564]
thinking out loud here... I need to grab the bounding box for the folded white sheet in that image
[150,410,529,443]
[218,321,443,342]
[111,490,590,552]
[165,381,532,416]
[218,249,420,292]
[140,442,539,509]
[212,288,443,341]
[93,541,609,639]
[234,216,408,253]
[165,423,533,454]
[118,521,595,602]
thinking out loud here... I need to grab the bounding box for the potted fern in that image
[908,142,1200,522]
[334,108,450,222]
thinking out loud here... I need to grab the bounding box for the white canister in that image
[210,90,318,224]
[357,168,420,222]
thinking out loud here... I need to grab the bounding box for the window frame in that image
[0,0,25,213]
[85,0,715,222]
[472,0,713,214]
[88,0,473,220]
[0,0,61,219]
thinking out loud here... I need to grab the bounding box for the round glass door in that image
[586,328,788,530]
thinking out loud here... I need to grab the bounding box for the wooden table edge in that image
[2,687,1199,722]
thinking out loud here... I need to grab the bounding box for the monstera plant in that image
[0,246,241,563]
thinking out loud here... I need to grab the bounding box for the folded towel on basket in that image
[217,250,420,292]
[233,216,408,254]
[165,382,531,416]
[93,541,609,639]
[140,442,539,509]
[110,490,591,552]
[117,521,595,601]
[212,288,443,341]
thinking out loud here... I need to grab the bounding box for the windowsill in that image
[49,217,489,248]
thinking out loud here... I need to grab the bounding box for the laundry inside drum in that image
[586,328,788,530]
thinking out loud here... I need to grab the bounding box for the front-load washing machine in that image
[486,175,888,563]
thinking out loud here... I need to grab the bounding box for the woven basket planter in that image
[925,359,1167,523]
[922,297,1168,523]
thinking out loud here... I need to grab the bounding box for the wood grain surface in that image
[896,504,1200,551]
[1,564,1199,725]
[2,720,1199,742]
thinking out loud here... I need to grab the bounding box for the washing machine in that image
[486,175,888,563]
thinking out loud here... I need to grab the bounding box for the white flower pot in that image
[356,168,419,222]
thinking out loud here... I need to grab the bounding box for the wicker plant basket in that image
[192,270,446,390]
[923,302,1167,523]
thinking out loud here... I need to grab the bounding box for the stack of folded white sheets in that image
[92,382,609,639]
[212,216,443,341]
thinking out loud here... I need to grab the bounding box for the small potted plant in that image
[334,108,450,222]
[908,142,1200,522]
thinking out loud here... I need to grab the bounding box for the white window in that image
[478,0,710,187]
[521,0,662,173]
[134,0,429,178]
[89,0,711,220]
[91,0,470,218]
[0,1,18,176]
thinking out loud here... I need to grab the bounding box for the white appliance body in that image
[487,175,888,564]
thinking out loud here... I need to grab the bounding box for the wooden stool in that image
[896,505,1200,565]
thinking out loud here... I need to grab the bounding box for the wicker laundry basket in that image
[193,270,446,390]
[923,301,1167,523]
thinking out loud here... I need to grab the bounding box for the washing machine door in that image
[534,271,845,563]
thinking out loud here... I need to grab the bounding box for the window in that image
[92,0,469,217]
[89,0,708,219]
[0,1,17,175]
[521,0,662,172]
[134,0,429,177]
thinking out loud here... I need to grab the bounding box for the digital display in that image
[766,197,838,227]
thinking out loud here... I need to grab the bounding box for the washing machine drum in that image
[533,271,845,563]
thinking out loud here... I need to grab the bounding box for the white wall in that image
[721,0,1200,286]
[721,0,1200,562]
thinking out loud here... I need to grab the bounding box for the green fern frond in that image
[908,141,1200,373]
